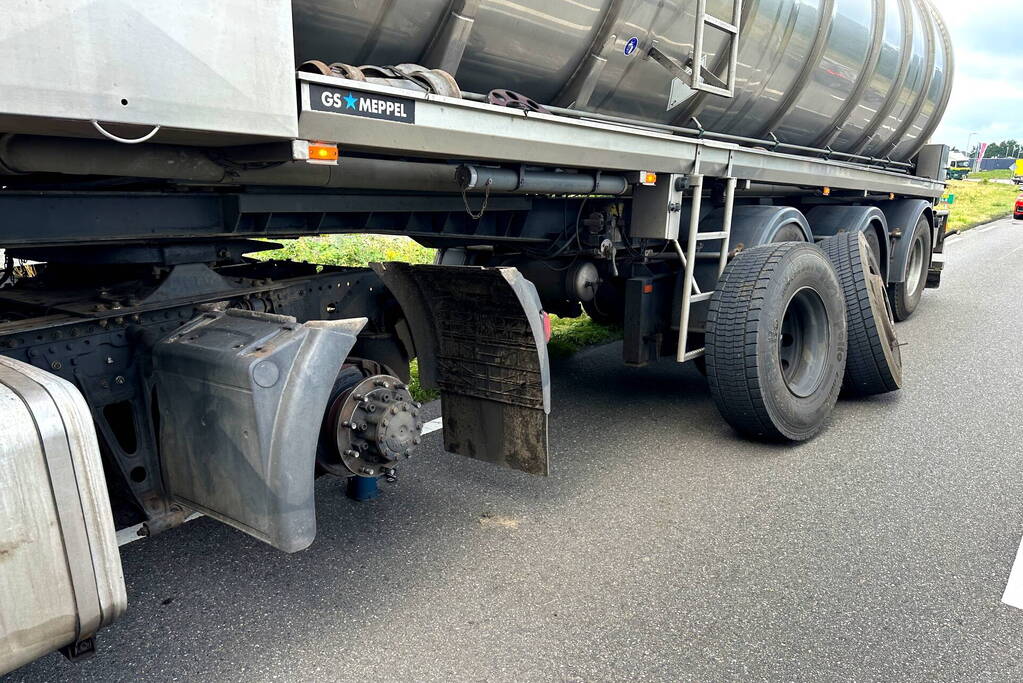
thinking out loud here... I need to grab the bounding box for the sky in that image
[928,0,1021,150]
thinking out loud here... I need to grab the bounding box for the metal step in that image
[676,174,736,363]
[683,347,706,362]
[703,15,738,34]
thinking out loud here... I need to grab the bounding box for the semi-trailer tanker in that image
[0,0,952,672]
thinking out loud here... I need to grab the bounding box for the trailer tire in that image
[820,232,903,396]
[706,243,847,442]
[888,216,931,321]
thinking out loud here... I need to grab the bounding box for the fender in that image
[372,263,551,476]
[686,205,813,332]
[805,205,890,281]
[153,310,367,553]
[706,205,814,248]
[692,205,812,287]
[879,200,933,284]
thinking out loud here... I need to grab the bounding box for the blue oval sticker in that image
[624,37,639,56]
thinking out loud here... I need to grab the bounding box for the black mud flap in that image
[372,263,551,475]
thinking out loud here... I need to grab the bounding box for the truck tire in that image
[706,243,847,442]
[888,216,931,321]
[820,232,902,396]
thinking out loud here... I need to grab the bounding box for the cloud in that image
[928,0,1022,149]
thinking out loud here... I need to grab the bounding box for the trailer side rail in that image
[296,73,945,199]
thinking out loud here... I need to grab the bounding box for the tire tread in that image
[706,243,835,440]
[820,232,901,395]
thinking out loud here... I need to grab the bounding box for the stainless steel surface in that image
[0,356,126,676]
[0,0,297,140]
[153,311,366,553]
[292,0,952,162]
[631,173,688,240]
[298,75,946,198]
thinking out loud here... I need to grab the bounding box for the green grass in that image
[406,358,438,403]
[547,314,622,358]
[253,235,622,403]
[943,180,1020,232]
[969,169,1013,181]
[253,234,435,266]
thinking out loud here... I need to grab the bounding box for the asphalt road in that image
[11,218,1023,682]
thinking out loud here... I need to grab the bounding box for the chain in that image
[462,178,493,220]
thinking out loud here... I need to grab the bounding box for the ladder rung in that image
[703,15,738,34]
[683,348,706,362]
[690,292,714,303]
[696,231,729,240]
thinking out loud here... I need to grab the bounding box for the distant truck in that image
[947,166,971,180]
[1013,159,1023,184]
[1,0,954,673]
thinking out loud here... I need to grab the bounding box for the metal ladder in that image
[645,0,742,100]
[675,173,737,362]
[690,0,742,98]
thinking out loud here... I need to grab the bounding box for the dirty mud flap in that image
[372,263,551,475]
[153,309,366,552]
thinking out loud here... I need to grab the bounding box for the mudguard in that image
[686,206,814,330]
[153,310,366,553]
[805,205,890,280]
[714,205,814,248]
[372,263,551,475]
[880,199,933,284]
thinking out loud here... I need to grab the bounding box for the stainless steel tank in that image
[292,0,952,162]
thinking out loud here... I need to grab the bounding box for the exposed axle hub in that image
[330,374,423,478]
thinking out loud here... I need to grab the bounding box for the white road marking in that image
[1000,245,1023,261]
[1002,534,1023,609]
[117,512,204,547]
[422,417,443,435]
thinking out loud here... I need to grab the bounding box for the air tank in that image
[292,0,953,163]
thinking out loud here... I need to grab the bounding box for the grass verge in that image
[943,180,1019,233]
[548,314,622,358]
[253,234,435,266]
[969,169,1013,181]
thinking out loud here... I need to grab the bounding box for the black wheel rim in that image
[778,286,831,398]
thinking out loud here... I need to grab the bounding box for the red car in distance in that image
[1016,193,1023,220]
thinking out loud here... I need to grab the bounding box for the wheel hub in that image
[331,375,423,478]
[906,236,925,298]
[778,286,830,398]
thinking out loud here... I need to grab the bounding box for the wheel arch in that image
[701,205,813,250]
[878,199,934,284]
[690,205,813,315]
